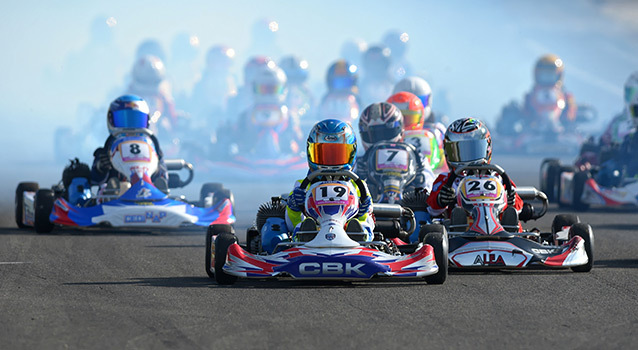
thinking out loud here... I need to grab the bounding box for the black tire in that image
[540,159,560,202]
[34,189,55,234]
[572,171,591,211]
[216,188,235,208]
[214,232,239,285]
[421,225,448,285]
[15,182,39,228]
[569,223,594,272]
[205,224,234,279]
[551,214,580,235]
[556,166,573,208]
[200,183,223,206]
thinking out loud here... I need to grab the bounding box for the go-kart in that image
[16,131,235,233]
[205,169,448,285]
[431,163,592,271]
[357,141,435,243]
[541,157,638,211]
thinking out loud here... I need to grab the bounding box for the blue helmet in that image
[306,119,357,172]
[107,95,151,134]
[326,59,358,92]
[279,55,309,85]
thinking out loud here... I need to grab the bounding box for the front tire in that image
[569,223,594,272]
[34,189,55,233]
[205,224,238,285]
[15,182,39,228]
[421,224,448,284]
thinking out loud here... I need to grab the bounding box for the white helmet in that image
[393,76,432,123]
[132,55,166,87]
[624,71,638,106]
[252,64,287,104]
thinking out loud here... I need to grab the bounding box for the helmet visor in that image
[402,110,424,129]
[331,76,355,90]
[308,142,356,166]
[254,84,284,96]
[110,109,149,129]
[536,70,560,86]
[444,139,489,164]
[417,94,431,108]
[631,104,638,119]
[360,124,402,143]
[625,86,638,105]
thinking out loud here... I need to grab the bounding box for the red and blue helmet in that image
[307,119,357,172]
[107,95,151,134]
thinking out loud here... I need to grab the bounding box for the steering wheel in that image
[299,169,369,208]
[446,163,515,206]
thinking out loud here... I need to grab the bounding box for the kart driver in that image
[426,118,524,223]
[356,101,435,197]
[91,95,168,191]
[596,92,638,187]
[286,119,375,239]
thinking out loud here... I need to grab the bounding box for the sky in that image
[1,0,637,162]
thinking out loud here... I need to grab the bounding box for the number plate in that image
[375,149,409,172]
[120,141,152,162]
[460,178,503,200]
[312,184,350,205]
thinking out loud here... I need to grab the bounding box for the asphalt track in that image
[1,154,637,349]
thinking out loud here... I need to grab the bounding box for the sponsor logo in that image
[136,188,152,198]
[124,211,167,223]
[531,248,556,254]
[473,253,505,266]
[324,135,338,141]
[298,262,366,276]
[325,233,336,241]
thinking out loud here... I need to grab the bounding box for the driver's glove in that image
[96,149,112,173]
[357,195,372,217]
[437,185,456,207]
[287,187,306,212]
[507,189,516,207]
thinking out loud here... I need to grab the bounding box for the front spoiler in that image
[50,197,235,228]
[448,236,588,268]
[221,243,438,280]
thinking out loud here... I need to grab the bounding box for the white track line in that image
[0,262,30,265]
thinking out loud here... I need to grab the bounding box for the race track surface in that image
[1,155,637,349]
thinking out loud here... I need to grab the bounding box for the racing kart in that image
[357,141,435,243]
[541,157,638,211]
[205,169,448,285]
[16,131,235,233]
[431,163,593,271]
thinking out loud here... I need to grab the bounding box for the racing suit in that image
[596,132,638,187]
[285,176,375,236]
[90,134,168,186]
[426,171,524,218]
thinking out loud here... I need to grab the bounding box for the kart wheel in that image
[15,182,39,228]
[205,224,234,280]
[540,158,560,202]
[556,166,574,208]
[200,183,223,206]
[34,189,55,234]
[551,214,580,235]
[208,225,238,285]
[569,223,594,273]
[421,225,448,285]
[572,171,590,211]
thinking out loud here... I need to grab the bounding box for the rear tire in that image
[540,159,560,202]
[200,183,223,206]
[205,224,234,280]
[569,223,594,272]
[556,166,573,208]
[551,214,580,235]
[15,182,39,228]
[34,189,55,233]
[421,225,448,284]
[572,171,591,211]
